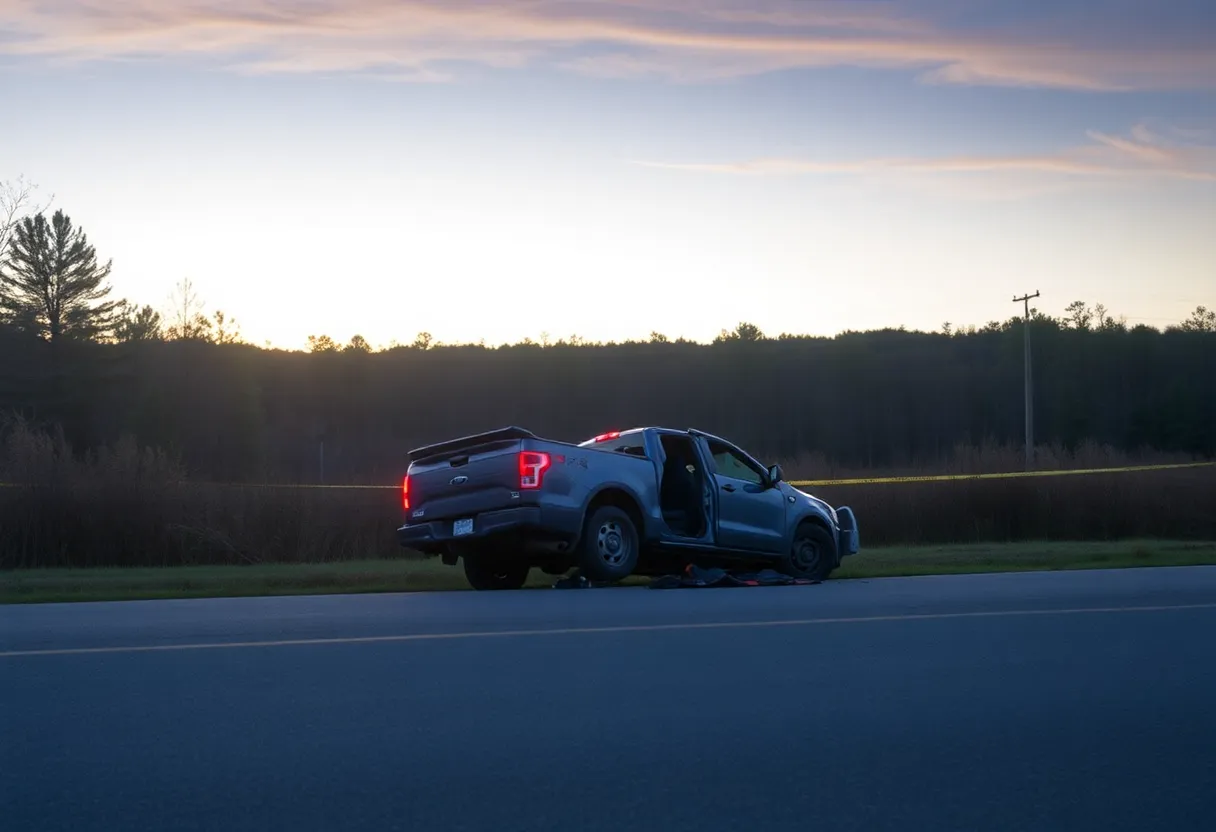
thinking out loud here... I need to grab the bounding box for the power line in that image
[1013,290,1040,471]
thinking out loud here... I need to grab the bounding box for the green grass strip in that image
[3,540,1215,604]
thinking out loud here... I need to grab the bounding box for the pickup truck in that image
[396,426,859,590]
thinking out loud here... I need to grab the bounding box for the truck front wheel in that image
[462,557,531,591]
[578,505,640,583]
[781,523,838,582]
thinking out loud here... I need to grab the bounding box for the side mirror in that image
[767,464,784,486]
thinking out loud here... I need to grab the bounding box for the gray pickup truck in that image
[397,425,859,590]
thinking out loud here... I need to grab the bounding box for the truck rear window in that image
[580,431,649,458]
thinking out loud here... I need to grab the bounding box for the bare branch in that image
[163,278,214,341]
[0,177,54,260]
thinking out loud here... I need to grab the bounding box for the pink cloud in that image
[0,1,1213,91]
[634,125,1216,185]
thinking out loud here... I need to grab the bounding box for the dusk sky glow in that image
[2,0,1214,348]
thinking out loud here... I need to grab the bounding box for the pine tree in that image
[0,210,119,342]
[115,302,164,341]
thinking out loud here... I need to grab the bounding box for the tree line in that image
[2,177,1214,485]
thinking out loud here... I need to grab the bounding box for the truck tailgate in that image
[407,439,525,522]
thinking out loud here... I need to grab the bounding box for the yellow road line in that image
[4,601,1216,659]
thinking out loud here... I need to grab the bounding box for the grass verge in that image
[3,540,1216,604]
[834,539,1216,579]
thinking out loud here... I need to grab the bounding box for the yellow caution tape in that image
[788,461,1216,488]
[0,461,1212,490]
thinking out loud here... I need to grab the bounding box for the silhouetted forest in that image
[2,314,1214,485]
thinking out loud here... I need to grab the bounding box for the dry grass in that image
[810,465,1216,546]
[778,437,1202,481]
[1,418,1214,569]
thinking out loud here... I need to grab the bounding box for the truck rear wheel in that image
[462,557,530,591]
[577,505,640,583]
[781,522,838,581]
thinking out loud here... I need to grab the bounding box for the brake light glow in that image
[591,431,621,443]
[519,451,551,489]
[402,474,410,511]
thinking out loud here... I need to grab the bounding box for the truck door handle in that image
[721,484,736,492]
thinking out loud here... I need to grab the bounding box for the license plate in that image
[453,518,474,537]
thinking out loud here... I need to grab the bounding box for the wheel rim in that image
[793,538,821,573]
[596,520,631,567]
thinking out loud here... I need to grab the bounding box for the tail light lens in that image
[402,474,411,511]
[519,451,551,489]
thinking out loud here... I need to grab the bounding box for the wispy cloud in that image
[1,1,1214,91]
[634,125,1216,186]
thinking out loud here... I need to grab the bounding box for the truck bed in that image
[400,426,657,556]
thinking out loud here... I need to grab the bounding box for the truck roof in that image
[578,426,725,446]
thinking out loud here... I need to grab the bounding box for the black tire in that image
[577,505,641,583]
[781,522,838,581]
[462,557,530,591]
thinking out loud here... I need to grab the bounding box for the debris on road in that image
[551,564,823,589]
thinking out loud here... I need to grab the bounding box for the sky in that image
[1,0,1214,349]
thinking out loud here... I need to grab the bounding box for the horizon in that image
[2,1,1214,350]
[183,299,1216,352]
[64,301,1216,352]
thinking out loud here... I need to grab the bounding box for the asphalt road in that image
[3,566,1216,831]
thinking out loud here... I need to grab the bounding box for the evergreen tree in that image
[0,210,119,342]
[116,302,164,342]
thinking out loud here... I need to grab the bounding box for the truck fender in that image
[579,484,650,543]
[784,507,837,554]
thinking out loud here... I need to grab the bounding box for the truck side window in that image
[706,440,764,485]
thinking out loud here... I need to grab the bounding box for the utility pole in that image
[315,421,328,484]
[1012,290,1040,471]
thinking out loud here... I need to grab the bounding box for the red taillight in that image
[402,474,411,511]
[519,451,551,489]
[592,431,621,443]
